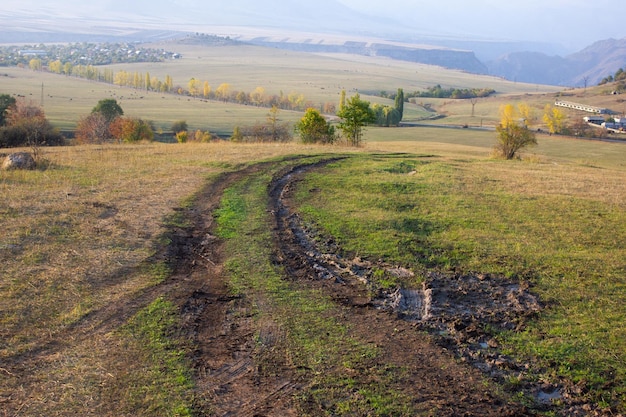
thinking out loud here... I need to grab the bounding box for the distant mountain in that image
[246,37,487,74]
[1,1,622,87]
[487,38,626,87]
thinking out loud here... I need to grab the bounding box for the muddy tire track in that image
[266,157,614,416]
[1,162,278,412]
[3,156,593,416]
[268,160,532,416]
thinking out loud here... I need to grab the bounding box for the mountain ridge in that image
[487,38,626,87]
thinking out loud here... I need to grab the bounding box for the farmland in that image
[1,41,626,416]
[1,41,561,134]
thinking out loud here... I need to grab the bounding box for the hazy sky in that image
[1,0,623,52]
[338,0,624,50]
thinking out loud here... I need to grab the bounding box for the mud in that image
[266,159,609,416]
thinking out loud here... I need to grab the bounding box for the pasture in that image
[1,42,560,135]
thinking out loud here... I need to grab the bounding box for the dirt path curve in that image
[265,160,529,416]
[176,156,532,416]
[0,156,576,416]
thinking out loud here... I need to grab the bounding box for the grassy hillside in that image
[1,131,624,414]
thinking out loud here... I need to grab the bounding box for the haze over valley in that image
[1,0,626,86]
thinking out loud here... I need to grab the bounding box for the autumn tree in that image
[339,89,346,112]
[296,108,336,144]
[133,72,142,89]
[29,58,42,71]
[194,129,212,142]
[518,103,536,126]
[323,102,336,114]
[49,60,63,74]
[188,78,202,97]
[73,99,124,144]
[235,91,248,105]
[337,93,376,146]
[494,104,537,159]
[543,104,567,134]
[75,112,111,144]
[165,75,174,92]
[175,131,188,143]
[0,99,63,153]
[110,117,154,143]
[250,86,265,106]
[215,83,231,101]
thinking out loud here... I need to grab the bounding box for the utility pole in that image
[41,82,44,108]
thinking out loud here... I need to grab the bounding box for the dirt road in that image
[176,158,538,416]
[2,156,587,416]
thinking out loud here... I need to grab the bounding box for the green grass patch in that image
[119,297,194,416]
[292,153,626,412]
[214,161,418,415]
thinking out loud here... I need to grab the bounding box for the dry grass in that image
[0,141,342,416]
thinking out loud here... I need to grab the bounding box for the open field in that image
[2,43,626,415]
[1,42,562,134]
[1,126,625,415]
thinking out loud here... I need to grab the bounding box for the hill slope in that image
[488,38,626,87]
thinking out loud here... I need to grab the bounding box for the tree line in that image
[1,86,405,151]
[406,85,495,99]
[28,60,335,113]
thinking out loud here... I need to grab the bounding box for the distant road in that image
[399,122,494,131]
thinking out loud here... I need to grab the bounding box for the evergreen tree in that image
[395,88,404,121]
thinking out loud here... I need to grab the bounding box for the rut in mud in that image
[174,157,540,417]
[106,156,590,416]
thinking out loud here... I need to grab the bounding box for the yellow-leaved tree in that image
[543,104,567,134]
[215,83,231,101]
[494,104,537,159]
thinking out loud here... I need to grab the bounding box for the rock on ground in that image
[2,152,36,170]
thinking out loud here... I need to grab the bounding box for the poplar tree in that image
[395,88,404,121]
